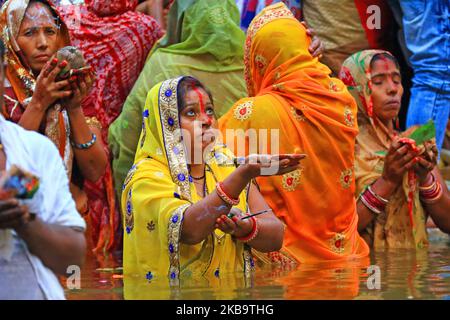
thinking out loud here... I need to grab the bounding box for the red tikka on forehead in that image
[192,87,212,125]
[378,54,391,71]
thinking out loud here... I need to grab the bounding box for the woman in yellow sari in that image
[339,50,450,249]
[122,76,304,288]
[219,3,369,263]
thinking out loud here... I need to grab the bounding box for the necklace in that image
[190,174,205,180]
[213,230,226,245]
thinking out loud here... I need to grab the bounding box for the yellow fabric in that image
[108,0,247,203]
[341,50,429,249]
[122,77,253,289]
[219,3,369,263]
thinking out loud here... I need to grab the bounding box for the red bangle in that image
[236,216,259,243]
[360,187,386,215]
[216,182,240,206]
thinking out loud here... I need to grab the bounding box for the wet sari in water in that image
[219,3,369,263]
[122,77,254,295]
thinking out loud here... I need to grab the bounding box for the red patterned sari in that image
[58,0,163,253]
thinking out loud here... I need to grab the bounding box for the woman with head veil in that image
[219,3,369,263]
[340,50,450,249]
[0,0,107,238]
[121,76,305,292]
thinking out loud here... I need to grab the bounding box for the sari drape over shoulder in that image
[122,77,254,289]
[109,0,247,203]
[339,50,428,249]
[219,3,369,263]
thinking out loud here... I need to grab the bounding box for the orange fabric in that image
[219,3,369,263]
[57,111,66,158]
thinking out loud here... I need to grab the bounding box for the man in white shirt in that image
[0,40,86,300]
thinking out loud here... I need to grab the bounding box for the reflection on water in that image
[66,229,450,300]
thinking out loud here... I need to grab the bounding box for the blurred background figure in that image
[237,0,302,31]
[136,0,174,31]
[389,1,450,155]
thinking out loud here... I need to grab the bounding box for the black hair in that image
[0,39,4,61]
[370,52,400,70]
[177,76,214,113]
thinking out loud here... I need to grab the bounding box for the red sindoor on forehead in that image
[378,54,391,71]
[192,87,212,125]
[192,87,205,113]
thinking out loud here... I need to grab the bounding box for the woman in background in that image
[340,50,450,249]
[0,0,107,230]
[220,3,369,263]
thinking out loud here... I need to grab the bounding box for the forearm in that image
[244,183,283,251]
[245,216,284,252]
[17,100,46,132]
[422,171,450,233]
[357,176,397,232]
[16,217,86,275]
[181,165,252,244]
[68,108,107,182]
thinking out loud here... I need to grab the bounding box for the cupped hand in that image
[0,198,32,230]
[414,141,438,183]
[31,57,72,111]
[215,208,254,238]
[302,21,324,58]
[382,137,419,186]
[242,153,306,178]
[62,71,94,112]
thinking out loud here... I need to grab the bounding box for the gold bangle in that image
[419,173,436,191]
[422,183,443,204]
[85,116,102,130]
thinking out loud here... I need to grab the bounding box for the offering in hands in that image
[56,46,91,80]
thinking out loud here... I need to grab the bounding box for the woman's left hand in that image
[414,141,438,183]
[215,208,253,238]
[63,72,94,112]
[302,21,324,58]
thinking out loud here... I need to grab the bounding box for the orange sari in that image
[219,3,369,263]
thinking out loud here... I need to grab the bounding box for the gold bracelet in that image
[85,116,102,130]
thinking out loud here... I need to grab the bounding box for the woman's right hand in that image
[30,58,73,112]
[382,137,418,186]
[242,154,306,179]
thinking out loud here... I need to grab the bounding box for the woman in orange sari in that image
[219,3,369,263]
